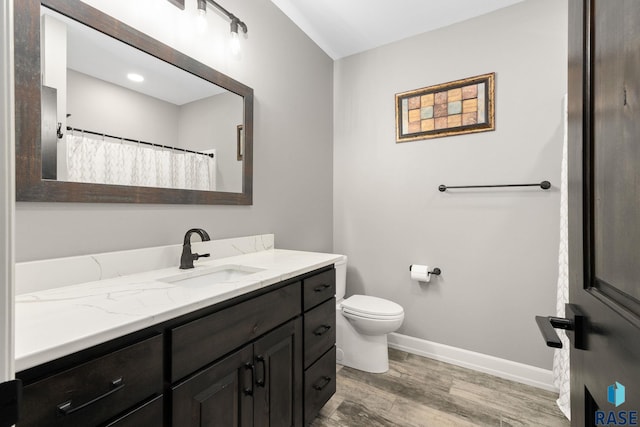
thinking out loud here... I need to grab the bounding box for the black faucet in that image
[180,228,211,269]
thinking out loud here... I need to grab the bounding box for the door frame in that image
[0,0,15,384]
[567,0,590,423]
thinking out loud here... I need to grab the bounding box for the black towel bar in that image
[438,181,551,192]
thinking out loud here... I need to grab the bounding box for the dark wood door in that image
[568,0,640,425]
[172,345,254,427]
[253,318,303,427]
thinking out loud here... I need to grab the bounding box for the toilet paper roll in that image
[410,264,430,282]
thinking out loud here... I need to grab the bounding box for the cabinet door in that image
[172,345,254,427]
[253,318,303,427]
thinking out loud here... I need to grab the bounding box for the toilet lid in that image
[341,295,404,317]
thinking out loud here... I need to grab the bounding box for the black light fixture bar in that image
[202,0,248,34]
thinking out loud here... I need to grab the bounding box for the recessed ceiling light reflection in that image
[127,73,144,82]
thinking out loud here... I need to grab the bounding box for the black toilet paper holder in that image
[409,265,442,276]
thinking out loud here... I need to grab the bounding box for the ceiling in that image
[42,1,526,101]
[270,0,524,60]
[42,7,225,106]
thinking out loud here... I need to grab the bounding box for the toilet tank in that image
[334,255,347,300]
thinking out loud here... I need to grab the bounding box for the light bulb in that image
[196,13,207,33]
[230,30,240,55]
[195,0,207,34]
[230,19,241,56]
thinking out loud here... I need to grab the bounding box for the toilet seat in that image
[342,308,404,321]
[341,295,404,320]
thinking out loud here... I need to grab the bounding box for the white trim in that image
[388,333,557,392]
[0,0,15,382]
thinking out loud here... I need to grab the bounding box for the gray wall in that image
[333,0,567,369]
[67,69,180,146]
[15,0,334,261]
[179,92,243,193]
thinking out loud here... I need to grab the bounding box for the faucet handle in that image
[193,253,210,260]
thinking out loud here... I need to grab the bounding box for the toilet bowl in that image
[334,256,404,373]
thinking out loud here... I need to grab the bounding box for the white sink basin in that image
[158,265,264,287]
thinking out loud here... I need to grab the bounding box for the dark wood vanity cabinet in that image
[172,344,254,426]
[172,318,303,427]
[16,266,336,427]
[104,395,164,427]
[301,269,337,425]
[170,282,302,383]
[253,319,303,427]
[18,335,164,427]
[171,282,304,427]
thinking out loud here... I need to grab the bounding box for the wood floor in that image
[310,348,569,427]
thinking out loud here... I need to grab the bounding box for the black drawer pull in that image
[255,356,266,387]
[57,377,124,416]
[313,284,331,293]
[313,324,332,336]
[312,376,332,391]
[243,363,254,396]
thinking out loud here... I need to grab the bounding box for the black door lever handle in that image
[535,305,586,350]
[535,316,573,348]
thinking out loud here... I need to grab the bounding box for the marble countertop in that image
[16,248,342,372]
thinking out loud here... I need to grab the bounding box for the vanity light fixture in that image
[230,18,241,55]
[195,0,208,32]
[197,0,248,54]
[197,0,206,16]
[127,73,144,82]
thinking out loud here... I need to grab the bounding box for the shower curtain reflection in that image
[61,134,216,191]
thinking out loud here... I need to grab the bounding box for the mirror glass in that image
[14,0,252,205]
[40,7,243,193]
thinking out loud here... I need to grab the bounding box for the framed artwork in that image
[395,72,495,142]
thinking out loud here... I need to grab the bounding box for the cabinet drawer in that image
[19,335,163,427]
[304,347,336,425]
[171,282,302,382]
[304,298,336,369]
[104,395,163,427]
[303,269,335,311]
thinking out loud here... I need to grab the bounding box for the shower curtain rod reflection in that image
[65,126,214,158]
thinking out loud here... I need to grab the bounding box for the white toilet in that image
[334,255,404,373]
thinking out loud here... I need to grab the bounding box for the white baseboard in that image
[388,333,558,393]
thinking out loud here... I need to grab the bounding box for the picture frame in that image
[395,72,495,142]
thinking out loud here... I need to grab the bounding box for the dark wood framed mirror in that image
[15,0,253,204]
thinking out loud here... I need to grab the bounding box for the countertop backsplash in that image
[16,234,275,295]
